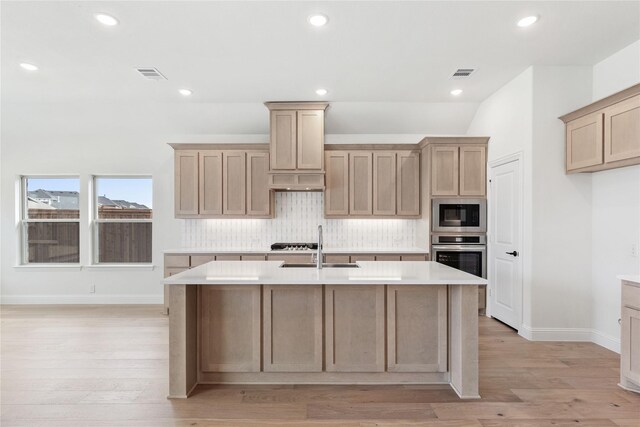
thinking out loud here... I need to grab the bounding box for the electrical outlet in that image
[89,284,96,293]
[632,243,638,258]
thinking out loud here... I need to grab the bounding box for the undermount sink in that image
[280,263,360,269]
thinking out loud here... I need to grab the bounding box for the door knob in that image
[506,251,519,257]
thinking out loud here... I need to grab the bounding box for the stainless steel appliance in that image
[432,199,486,233]
[432,235,486,278]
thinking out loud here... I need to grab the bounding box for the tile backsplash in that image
[181,192,421,249]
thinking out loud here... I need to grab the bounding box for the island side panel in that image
[449,284,480,399]
[169,285,198,398]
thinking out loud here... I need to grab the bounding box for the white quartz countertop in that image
[163,247,429,254]
[618,275,640,286]
[163,261,486,286]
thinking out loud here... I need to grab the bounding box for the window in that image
[93,177,152,264]
[22,177,80,264]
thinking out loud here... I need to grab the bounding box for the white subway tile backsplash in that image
[181,192,419,249]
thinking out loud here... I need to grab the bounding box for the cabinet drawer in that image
[401,255,427,261]
[376,255,401,261]
[191,255,216,267]
[242,255,267,261]
[325,255,351,263]
[164,267,189,278]
[267,254,313,263]
[165,255,190,268]
[216,255,242,261]
[622,282,640,310]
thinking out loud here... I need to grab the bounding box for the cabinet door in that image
[270,110,297,170]
[459,146,486,196]
[387,286,447,372]
[223,152,246,215]
[325,151,349,216]
[246,152,271,216]
[325,285,385,372]
[174,150,199,216]
[621,306,640,384]
[431,146,459,196]
[263,285,323,372]
[349,152,373,215]
[396,152,420,216]
[566,113,603,171]
[297,110,324,170]
[199,151,223,215]
[200,286,261,372]
[373,152,396,215]
[604,95,640,163]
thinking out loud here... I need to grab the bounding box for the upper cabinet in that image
[430,144,486,197]
[266,102,328,190]
[560,84,640,173]
[173,146,273,218]
[325,149,420,218]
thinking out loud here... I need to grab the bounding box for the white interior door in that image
[488,157,522,330]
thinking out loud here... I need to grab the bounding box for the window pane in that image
[26,177,80,219]
[98,222,152,263]
[96,178,152,219]
[27,222,80,263]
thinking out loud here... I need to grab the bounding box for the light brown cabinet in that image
[173,148,273,218]
[325,285,385,372]
[561,86,640,173]
[566,113,604,171]
[263,285,323,372]
[620,281,640,392]
[430,145,485,197]
[297,110,324,170]
[325,151,349,216]
[270,110,297,170]
[387,286,447,372]
[373,152,397,215]
[326,150,420,218]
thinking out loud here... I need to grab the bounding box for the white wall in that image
[591,40,640,352]
[467,67,534,328]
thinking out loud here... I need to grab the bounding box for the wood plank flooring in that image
[1,305,638,426]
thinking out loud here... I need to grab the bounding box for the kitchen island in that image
[164,260,486,399]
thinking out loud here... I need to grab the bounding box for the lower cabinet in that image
[387,286,447,372]
[621,281,640,390]
[199,286,261,372]
[263,285,323,372]
[325,285,386,372]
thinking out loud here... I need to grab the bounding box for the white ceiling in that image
[2,1,639,135]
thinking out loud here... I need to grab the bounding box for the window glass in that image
[94,177,152,264]
[24,177,80,264]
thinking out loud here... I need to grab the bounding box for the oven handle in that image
[432,245,486,251]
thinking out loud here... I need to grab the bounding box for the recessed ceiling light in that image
[95,13,119,26]
[517,15,538,27]
[450,89,463,96]
[309,14,328,27]
[20,63,38,71]
[179,89,193,96]
[315,88,328,96]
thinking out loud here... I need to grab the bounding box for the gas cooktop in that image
[270,242,318,251]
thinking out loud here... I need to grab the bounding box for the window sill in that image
[85,264,155,271]
[14,264,82,271]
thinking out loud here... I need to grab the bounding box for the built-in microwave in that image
[432,199,486,233]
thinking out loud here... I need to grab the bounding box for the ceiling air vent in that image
[451,68,475,79]
[136,68,167,80]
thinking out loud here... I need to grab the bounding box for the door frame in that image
[486,151,524,331]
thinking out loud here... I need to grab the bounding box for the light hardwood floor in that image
[1,305,638,426]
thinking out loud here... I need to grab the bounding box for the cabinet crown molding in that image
[265,101,330,111]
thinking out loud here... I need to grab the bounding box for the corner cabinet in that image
[430,144,486,197]
[561,84,640,173]
[620,280,640,393]
[325,149,420,218]
[173,146,273,218]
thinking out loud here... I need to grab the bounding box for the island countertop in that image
[163,260,487,286]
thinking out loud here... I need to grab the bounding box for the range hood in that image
[265,101,328,191]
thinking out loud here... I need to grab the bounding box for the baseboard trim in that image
[518,324,620,354]
[0,294,163,304]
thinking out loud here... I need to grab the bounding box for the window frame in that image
[91,175,153,265]
[20,175,81,265]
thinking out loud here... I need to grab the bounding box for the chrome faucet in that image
[316,225,323,269]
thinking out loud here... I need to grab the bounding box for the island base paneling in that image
[168,282,479,398]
